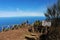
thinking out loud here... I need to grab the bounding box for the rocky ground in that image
[0,26,40,40]
[0,27,28,40]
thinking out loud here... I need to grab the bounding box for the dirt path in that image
[0,27,29,40]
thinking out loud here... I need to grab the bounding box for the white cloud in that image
[0,9,44,17]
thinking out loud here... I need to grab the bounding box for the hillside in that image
[0,26,40,40]
[0,27,30,40]
[0,23,60,40]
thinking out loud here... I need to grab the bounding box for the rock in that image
[25,36,35,40]
[25,34,39,40]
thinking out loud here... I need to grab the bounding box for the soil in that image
[0,27,29,40]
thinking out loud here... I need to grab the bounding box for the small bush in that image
[33,20,42,32]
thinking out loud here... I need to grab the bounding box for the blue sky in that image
[0,0,57,17]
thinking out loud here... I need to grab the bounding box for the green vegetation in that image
[1,20,29,32]
[33,20,41,27]
[13,25,19,29]
[2,27,5,31]
[33,20,42,32]
[44,0,60,27]
[5,28,10,31]
[2,27,10,32]
[42,0,60,40]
